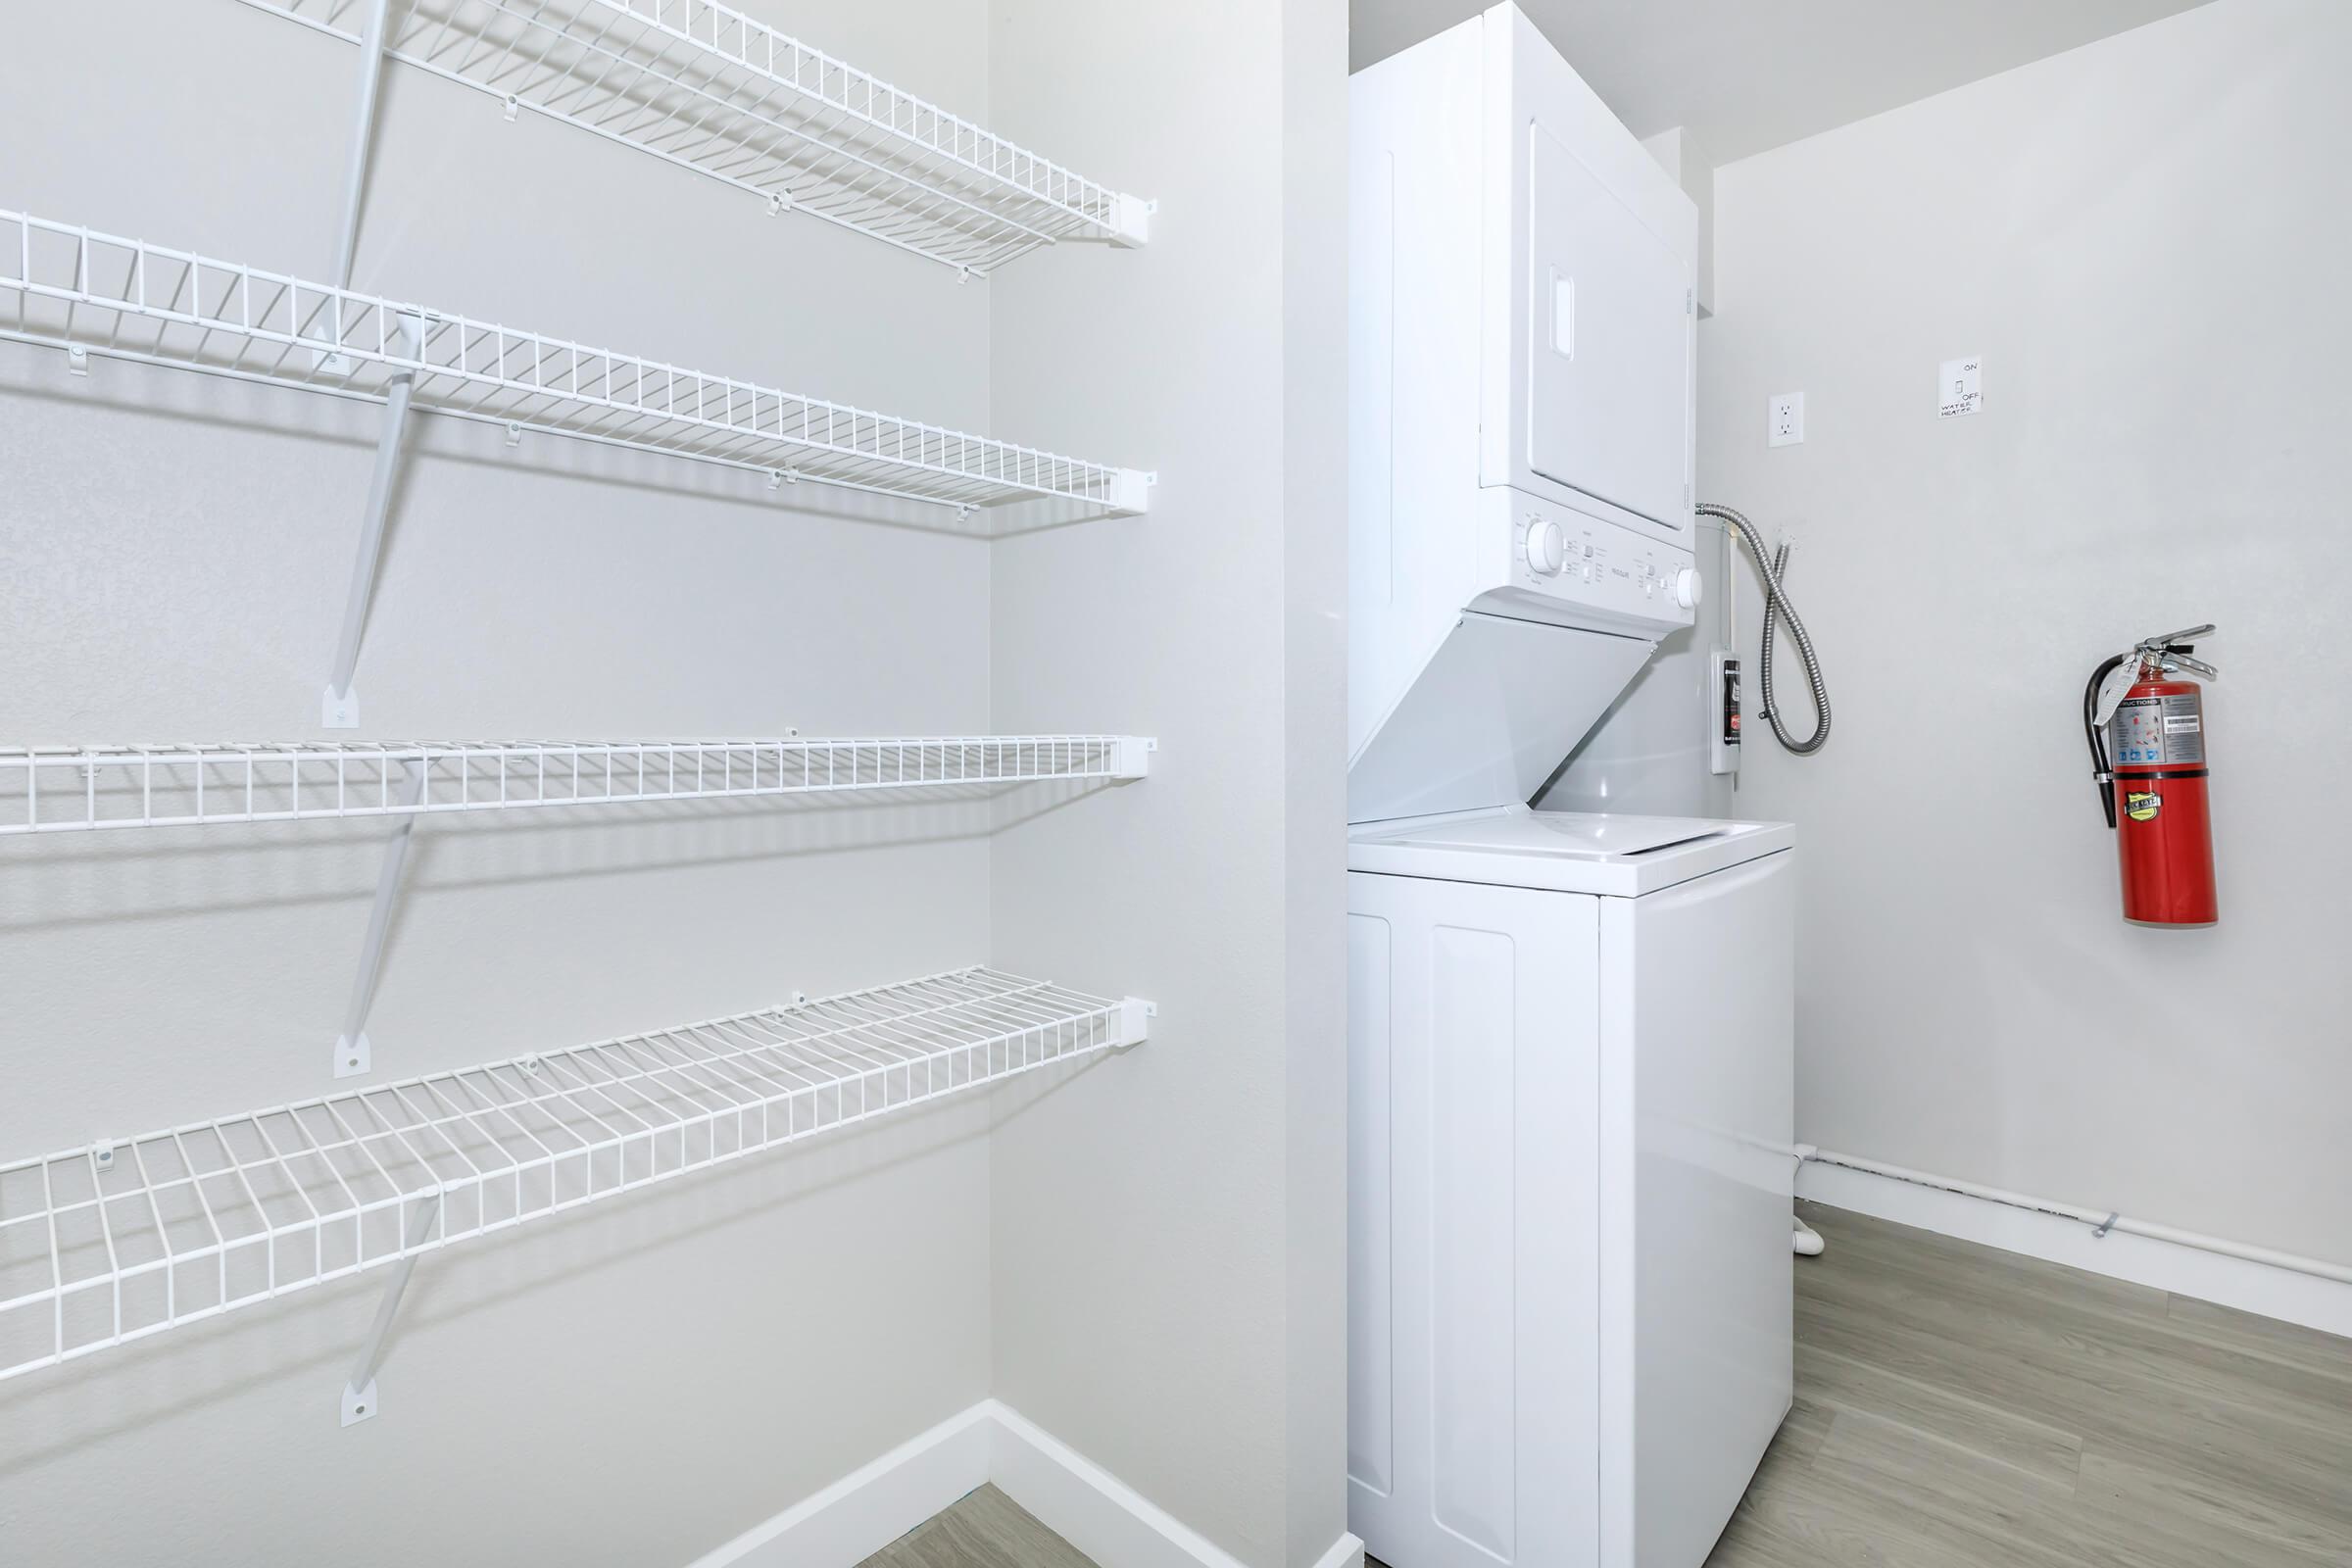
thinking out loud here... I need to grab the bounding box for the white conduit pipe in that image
[1798,1147,2352,1288]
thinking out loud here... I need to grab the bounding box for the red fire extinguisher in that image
[2083,625,2218,927]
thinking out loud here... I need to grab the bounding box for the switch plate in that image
[1938,356,1982,418]
[1768,392,1804,448]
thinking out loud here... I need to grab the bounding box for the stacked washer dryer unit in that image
[1347,8,1795,1568]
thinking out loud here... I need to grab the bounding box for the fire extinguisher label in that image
[2126,792,2162,822]
[2111,695,2205,765]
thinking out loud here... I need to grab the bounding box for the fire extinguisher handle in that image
[2164,650,2219,680]
[2138,623,2215,654]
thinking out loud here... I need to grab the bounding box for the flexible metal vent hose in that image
[1695,502,1831,754]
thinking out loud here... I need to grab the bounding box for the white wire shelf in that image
[0,210,1152,515]
[0,736,1152,835]
[0,967,1150,1384]
[238,0,1152,275]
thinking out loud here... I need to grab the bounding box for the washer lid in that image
[1348,807,1794,895]
[1437,811,1724,857]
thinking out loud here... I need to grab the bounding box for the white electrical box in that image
[1711,649,1743,775]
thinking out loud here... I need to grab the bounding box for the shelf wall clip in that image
[1106,468,1155,516]
[332,758,428,1078]
[1112,737,1157,779]
[65,344,90,376]
[1109,193,1156,249]
[340,1189,442,1427]
[1115,998,1157,1047]
[322,309,425,729]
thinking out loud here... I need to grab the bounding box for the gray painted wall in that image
[1701,0,2352,1264]
[986,2,1349,1565]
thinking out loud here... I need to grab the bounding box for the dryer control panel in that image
[1480,490,1695,638]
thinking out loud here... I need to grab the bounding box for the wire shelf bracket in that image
[0,968,1155,1411]
[323,308,423,728]
[339,1189,436,1425]
[332,759,426,1079]
[237,0,1153,276]
[330,0,397,292]
[27,0,403,735]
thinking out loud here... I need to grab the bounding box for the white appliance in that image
[1348,810,1793,1568]
[1348,0,1698,826]
[1347,8,1794,1566]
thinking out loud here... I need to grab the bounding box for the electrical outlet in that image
[1768,392,1804,448]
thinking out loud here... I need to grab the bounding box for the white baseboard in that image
[1306,1532,1368,1568]
[692,1396,1365,1568]
[990,1401,1360,1568]
[1799,1158,2352,1340]
[684,1402,993,1568]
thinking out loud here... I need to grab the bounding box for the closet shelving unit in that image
[2,2,1157,1421]
[236,0,1153,277]
[0,967,1151,1414]
[0,736,1153,834]
[0,732,1153,1083]
[0,212,1151,515]
[0,208,1152,725]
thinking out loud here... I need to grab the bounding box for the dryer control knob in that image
[1526,519,1567,576]
[1672,567,1702,611]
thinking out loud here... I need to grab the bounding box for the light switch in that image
[1939,357,1982,418]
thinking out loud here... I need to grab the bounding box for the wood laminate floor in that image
[857,1484,1099,1568]
[1703,1200,2352,1566]
[871,1203,2352,1567]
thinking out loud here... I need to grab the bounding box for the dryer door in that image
[1525,120,1691,532]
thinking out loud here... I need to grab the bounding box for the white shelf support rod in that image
[323,309,424,728]
[340,1190,440,1427]
[331,0,394,289]
[332,759,425,1078]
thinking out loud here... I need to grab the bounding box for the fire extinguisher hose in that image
[2082,654,2126,830]
[1695,503,1832,755]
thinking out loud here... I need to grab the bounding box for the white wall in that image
[1701,0,2352,1264]
[0,2,1010,1561]
[984,3,1350,1566]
